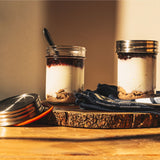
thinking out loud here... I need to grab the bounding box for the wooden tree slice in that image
[42,103,160,129]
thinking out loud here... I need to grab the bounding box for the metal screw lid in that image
[0,93,53,126]
[116,40,158,54]
[46,45,86,58]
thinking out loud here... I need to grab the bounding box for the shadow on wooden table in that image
[1,133,160,142]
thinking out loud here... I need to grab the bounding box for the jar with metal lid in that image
[46,45,86,104]
[116,40,158,100]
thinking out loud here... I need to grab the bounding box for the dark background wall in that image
[0,1,117,100]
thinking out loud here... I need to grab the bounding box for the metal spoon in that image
[43,28,59,57]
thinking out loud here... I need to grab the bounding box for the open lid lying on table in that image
[0,93,53,126]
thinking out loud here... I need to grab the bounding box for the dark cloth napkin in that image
[75,84,160,115]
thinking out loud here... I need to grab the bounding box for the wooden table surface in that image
[1,125,160,159]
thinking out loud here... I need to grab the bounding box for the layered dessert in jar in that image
[116,40,158,100]
[46,45,86,104]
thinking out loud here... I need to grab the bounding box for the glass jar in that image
[116,40,158,100]
[46,45,86,104]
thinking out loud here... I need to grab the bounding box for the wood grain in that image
[1,126,160,160]
[42,104,160,129]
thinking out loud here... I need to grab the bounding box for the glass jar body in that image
[117,53,156,100]
[45,45,86,104]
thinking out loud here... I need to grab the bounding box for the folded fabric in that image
[75,84,160,115]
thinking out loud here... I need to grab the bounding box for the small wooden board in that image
[42,103,160,129]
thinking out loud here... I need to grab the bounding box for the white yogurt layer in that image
[118,56,156,93]
[46,65,84,98]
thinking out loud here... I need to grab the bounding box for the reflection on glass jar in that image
[116,40,158,100]
[46,45,86,104]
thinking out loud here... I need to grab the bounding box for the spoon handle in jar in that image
[43,28,55,46]
[43,28,59,57]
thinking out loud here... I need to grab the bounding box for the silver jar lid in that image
[116,40,158,54]
[0,93,53,126]
[46,45,86,58]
